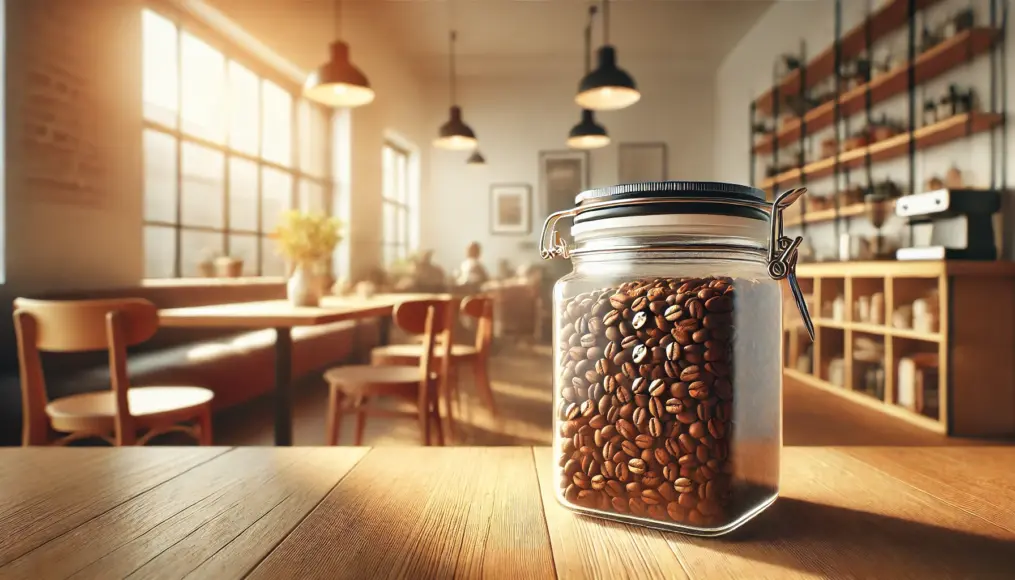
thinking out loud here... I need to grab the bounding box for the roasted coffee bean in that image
[628,458,647,474]
[616,418,637,440]
[630,377,647,394]
[556,277,736,526]
[632,344,649,364]
[688,382,710,400]
[634,434,654,449]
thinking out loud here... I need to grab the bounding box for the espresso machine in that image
[895,188,1001,260]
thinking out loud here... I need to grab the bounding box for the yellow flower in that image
[272,210,344,263]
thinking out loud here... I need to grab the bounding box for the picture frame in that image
[490,183,532,235]
[618,142,668,183]
[539,150,590,219]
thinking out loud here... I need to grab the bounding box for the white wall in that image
[715,0,1015,258]
[422,70,716,275]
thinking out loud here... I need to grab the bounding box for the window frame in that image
[141,3,336,279]
[381,141,414,267]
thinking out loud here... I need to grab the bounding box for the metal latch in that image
[768,187,815,341]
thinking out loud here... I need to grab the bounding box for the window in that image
[381,142,415,267]
[141,8,336,278]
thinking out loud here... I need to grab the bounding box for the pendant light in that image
[466,150,486,165]
[575,0,640,111]
[304,0,375,108]
[568,5,610,150]
[434,30,478,150]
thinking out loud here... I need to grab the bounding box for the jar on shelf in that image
[539,181,814,536]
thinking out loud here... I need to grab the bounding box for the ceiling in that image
[363,0,774,78]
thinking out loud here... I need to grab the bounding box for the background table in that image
[1,446,1013,579]
[159,294,446,446]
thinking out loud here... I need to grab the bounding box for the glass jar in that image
[539,181,813,536]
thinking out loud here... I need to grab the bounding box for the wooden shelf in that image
[816,319,942,342]
[754,0,944,114]
[782,261,1015,437]
[755,27,998,153]
[784,368,947,433]
[760,112,1003,189]
[785,202,866,227]
[795,260,1015,278]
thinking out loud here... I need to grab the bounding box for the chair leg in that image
[442,374,456,445]
[474,358,496,417]
[354,396,369,446]
[326,386,344,446]
[198,404,213,445]
[418,393,431,446]
[431,402,445,446]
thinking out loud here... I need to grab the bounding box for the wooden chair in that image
[370,295,497,428]
[324,299,453,446]
[13,298,214,446]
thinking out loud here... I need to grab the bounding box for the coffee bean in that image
[616,418,637,440]
[610,293,631,309]
[635,434,654,449]
[632,344,649,364]
[556,277,736,527]
[679,365,702,382]
[666,502,685,522]
[663,305,683,322]
[628,458,646,474]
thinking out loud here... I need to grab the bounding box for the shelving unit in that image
[782,261,1015,436]
[760,112,1003,189]
[754,27,999,153]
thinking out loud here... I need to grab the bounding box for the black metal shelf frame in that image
[748,0,1009,253]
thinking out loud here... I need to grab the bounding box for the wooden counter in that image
[784,260,1015,437]
[2,446,1014,579]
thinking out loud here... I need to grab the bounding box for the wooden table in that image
[2,446,1013,579]
[159,294,445,446]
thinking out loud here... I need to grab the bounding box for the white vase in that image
[287,262,320,307]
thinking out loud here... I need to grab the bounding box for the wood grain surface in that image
[1,447,1013,579]
[158,294,448,329]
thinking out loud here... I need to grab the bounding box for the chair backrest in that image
[460,294,494,354]
[393,299,454,412]
[12,298,158,445]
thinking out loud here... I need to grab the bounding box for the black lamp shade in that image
[434,106,478,150]
[466,150,486,165]
[304,41,375,108]
[575,46,641,111]
[567,109,610,149]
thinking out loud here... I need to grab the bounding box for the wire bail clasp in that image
[539,208,577,260]
[768,187,814,341]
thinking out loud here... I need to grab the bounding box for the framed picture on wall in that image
[618,142,668,183]
[490,183,532,235]
[539,150,590,218]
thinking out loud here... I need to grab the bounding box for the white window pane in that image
[143,130,177,222]
[144,225,176,278]
[228,61,259,155]
[382,202,394,246]
[306,105,329,176]
[298,100,312,173]
[261,167,293,231]
[142,9,178,127]
[396,154,408,204]
[261,235,286,276]
[299,179,326,213]
[262,80,292,166]
[180,142,224,228]
[228,233,259,275]
[181,31,225,142]
[228,157,258,232]
[180,229,223,278]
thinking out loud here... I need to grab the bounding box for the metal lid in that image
[573,181,769,224]
[576,181,765,205]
